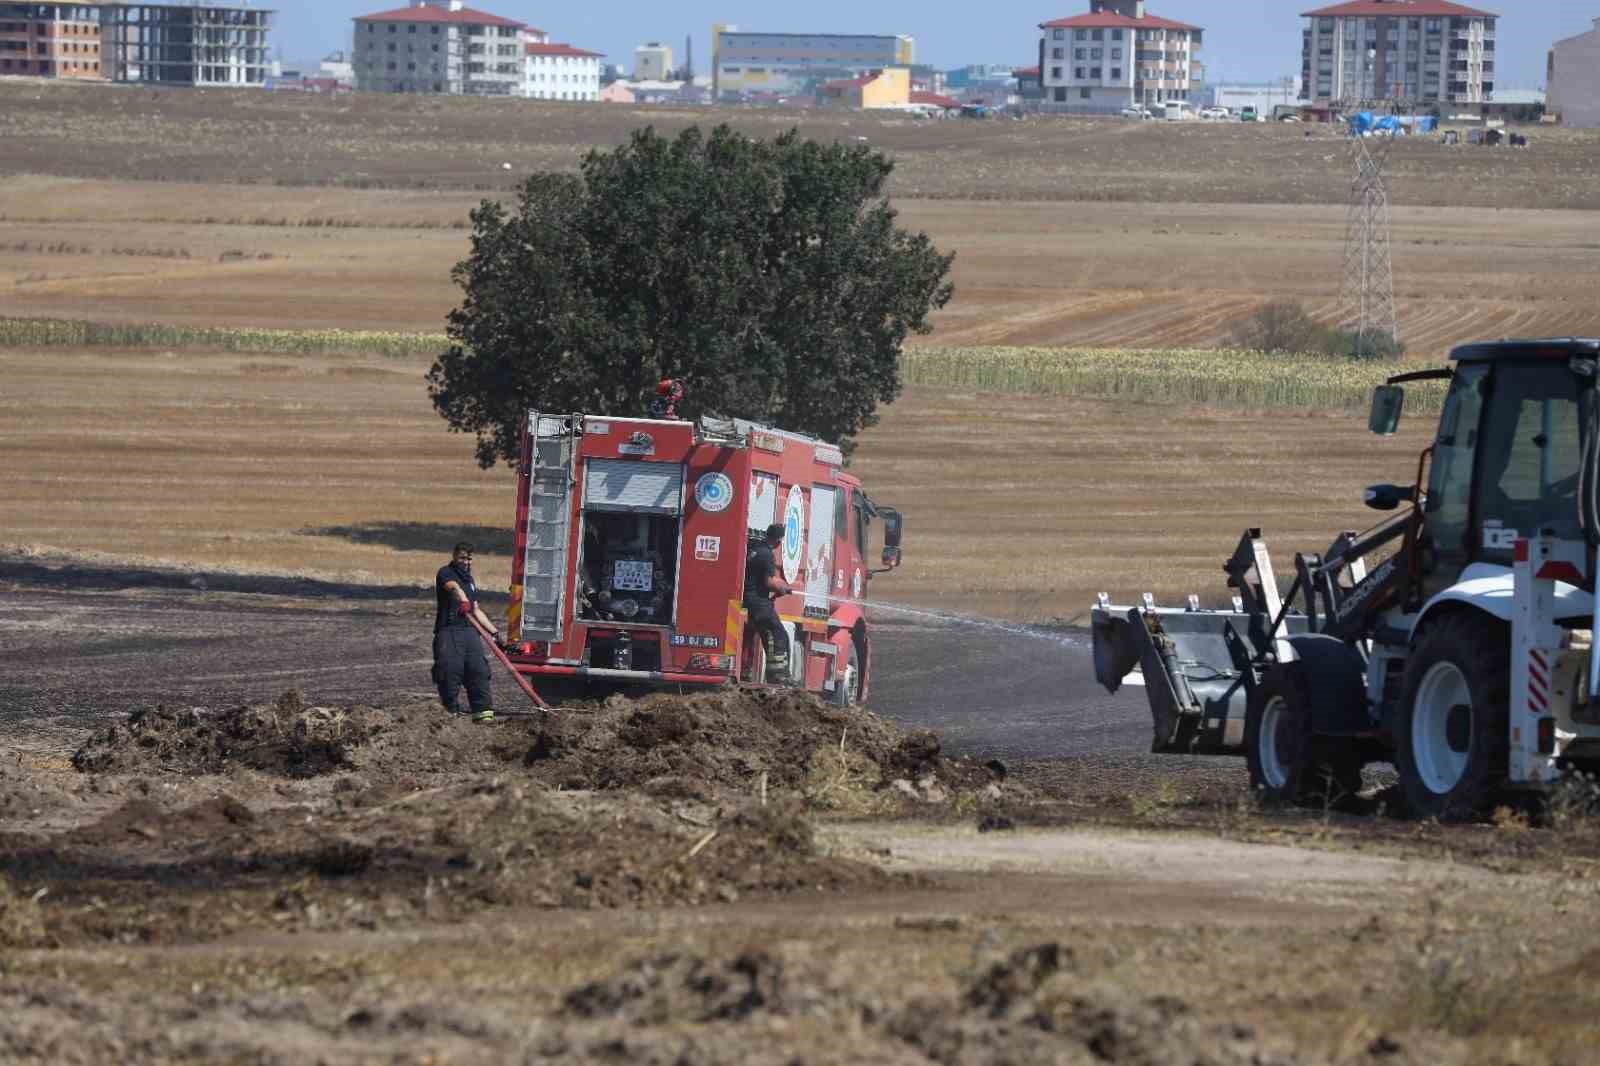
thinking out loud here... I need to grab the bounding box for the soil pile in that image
[9,780,889,947]
[71,687,1002,805]
[543,942,1298,1065]
[71,691,381,778]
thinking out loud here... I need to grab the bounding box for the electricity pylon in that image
[1337,100,1403,355]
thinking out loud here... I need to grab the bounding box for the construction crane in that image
[1092,338,1600,819]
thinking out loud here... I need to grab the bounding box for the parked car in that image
[1200,106,1229,120]
[1239,106,1258,122]
[1279,115,1302,123]
[1119,106,1154,120]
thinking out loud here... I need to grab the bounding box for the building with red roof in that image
[525,40,605,101]
[1299,0,1498,108]
[1038,1,1203,113]
[354,0,527,95]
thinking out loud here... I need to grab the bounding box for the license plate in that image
[612,560,653,592]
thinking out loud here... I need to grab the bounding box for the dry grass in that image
[6,181,1599,355]
[0,346,1433,622]
[5,80,1600,209]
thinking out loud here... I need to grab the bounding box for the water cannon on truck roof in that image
[1092,338,1600,818]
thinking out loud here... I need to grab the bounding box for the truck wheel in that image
[831,640,861,708]
[1245,665,1363,809]
[1396,613,1509,821]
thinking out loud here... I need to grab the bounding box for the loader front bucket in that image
[1090,600,1299,755]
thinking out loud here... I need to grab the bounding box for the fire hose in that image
[465,614,554,713]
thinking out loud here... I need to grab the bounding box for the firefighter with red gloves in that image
[434,541,498,723]
[744,523,793,683]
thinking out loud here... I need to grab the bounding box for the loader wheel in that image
[1396,612,1509,821]
[1245,665,1363,809]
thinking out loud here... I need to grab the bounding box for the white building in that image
[1299,0,1498,108]
[1204,79,1303,116]
[1549,17,1600,128]
[525,41,602,101]
[353,1,525,95]
[634,41,671,81]
[1039,0,1203,113]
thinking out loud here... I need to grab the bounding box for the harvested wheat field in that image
[0,344,1436,621]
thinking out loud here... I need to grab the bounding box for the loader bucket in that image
[1091,600,1306,755]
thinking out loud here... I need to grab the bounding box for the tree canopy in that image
[427,124,954,467]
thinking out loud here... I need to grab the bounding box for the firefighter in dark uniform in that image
[434,541,498,722]
[744,523,793,683]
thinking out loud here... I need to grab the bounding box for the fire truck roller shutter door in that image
[584,459,684,515]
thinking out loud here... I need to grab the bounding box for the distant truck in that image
[1240,106,1259,122]
[501,409,903,706]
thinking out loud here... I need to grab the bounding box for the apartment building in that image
[0,3,103,79]
[354,0,523,95]
[1300,0,1497,107]
[712,25,913,100]
[1547,17,1600,128]
[526,40,601,101]
[1038,0,1203,113]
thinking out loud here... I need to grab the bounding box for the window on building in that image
[1091,29,1103,41]
[408,24,415,33]
[388,23,396,33]
[1051,47,1063,59]
[1112,29,1123,40]
[1111,68,1121,80]
[1074,66,1085,79]
[1075,29,1087,40]
[1080,87,1090,98]
[1051,65,1062,79]
[1090,67,1101,78]
[1091,48,1102,59]
[1053,28,1065,40]
[1111,48,1122,60]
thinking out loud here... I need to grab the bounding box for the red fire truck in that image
[500,410,903,704]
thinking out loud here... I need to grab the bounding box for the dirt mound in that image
[546,942,1296,1065]
[9,779,891,946]
[72,687,1003,808]
[71,692,380,778]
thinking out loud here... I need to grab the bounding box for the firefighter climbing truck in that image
[499,410,903,704]
[1092,338,1600,817]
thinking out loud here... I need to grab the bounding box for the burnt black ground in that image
[0,552,1245,791]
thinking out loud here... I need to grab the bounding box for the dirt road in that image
[0,551,1182,775]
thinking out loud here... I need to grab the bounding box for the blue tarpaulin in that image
[1348,111,1437,135]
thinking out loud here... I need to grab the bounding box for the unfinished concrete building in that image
[101,2,273,87]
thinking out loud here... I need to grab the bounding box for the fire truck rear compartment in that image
[578,511,681,627]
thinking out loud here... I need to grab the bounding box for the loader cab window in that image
[1474,361,1583,563]
[1422,362,1485,587]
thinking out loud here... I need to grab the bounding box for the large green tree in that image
[428,125,954,467]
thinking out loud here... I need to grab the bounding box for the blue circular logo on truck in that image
[694,472,733,513]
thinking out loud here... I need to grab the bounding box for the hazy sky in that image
[275,1,1595,89]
